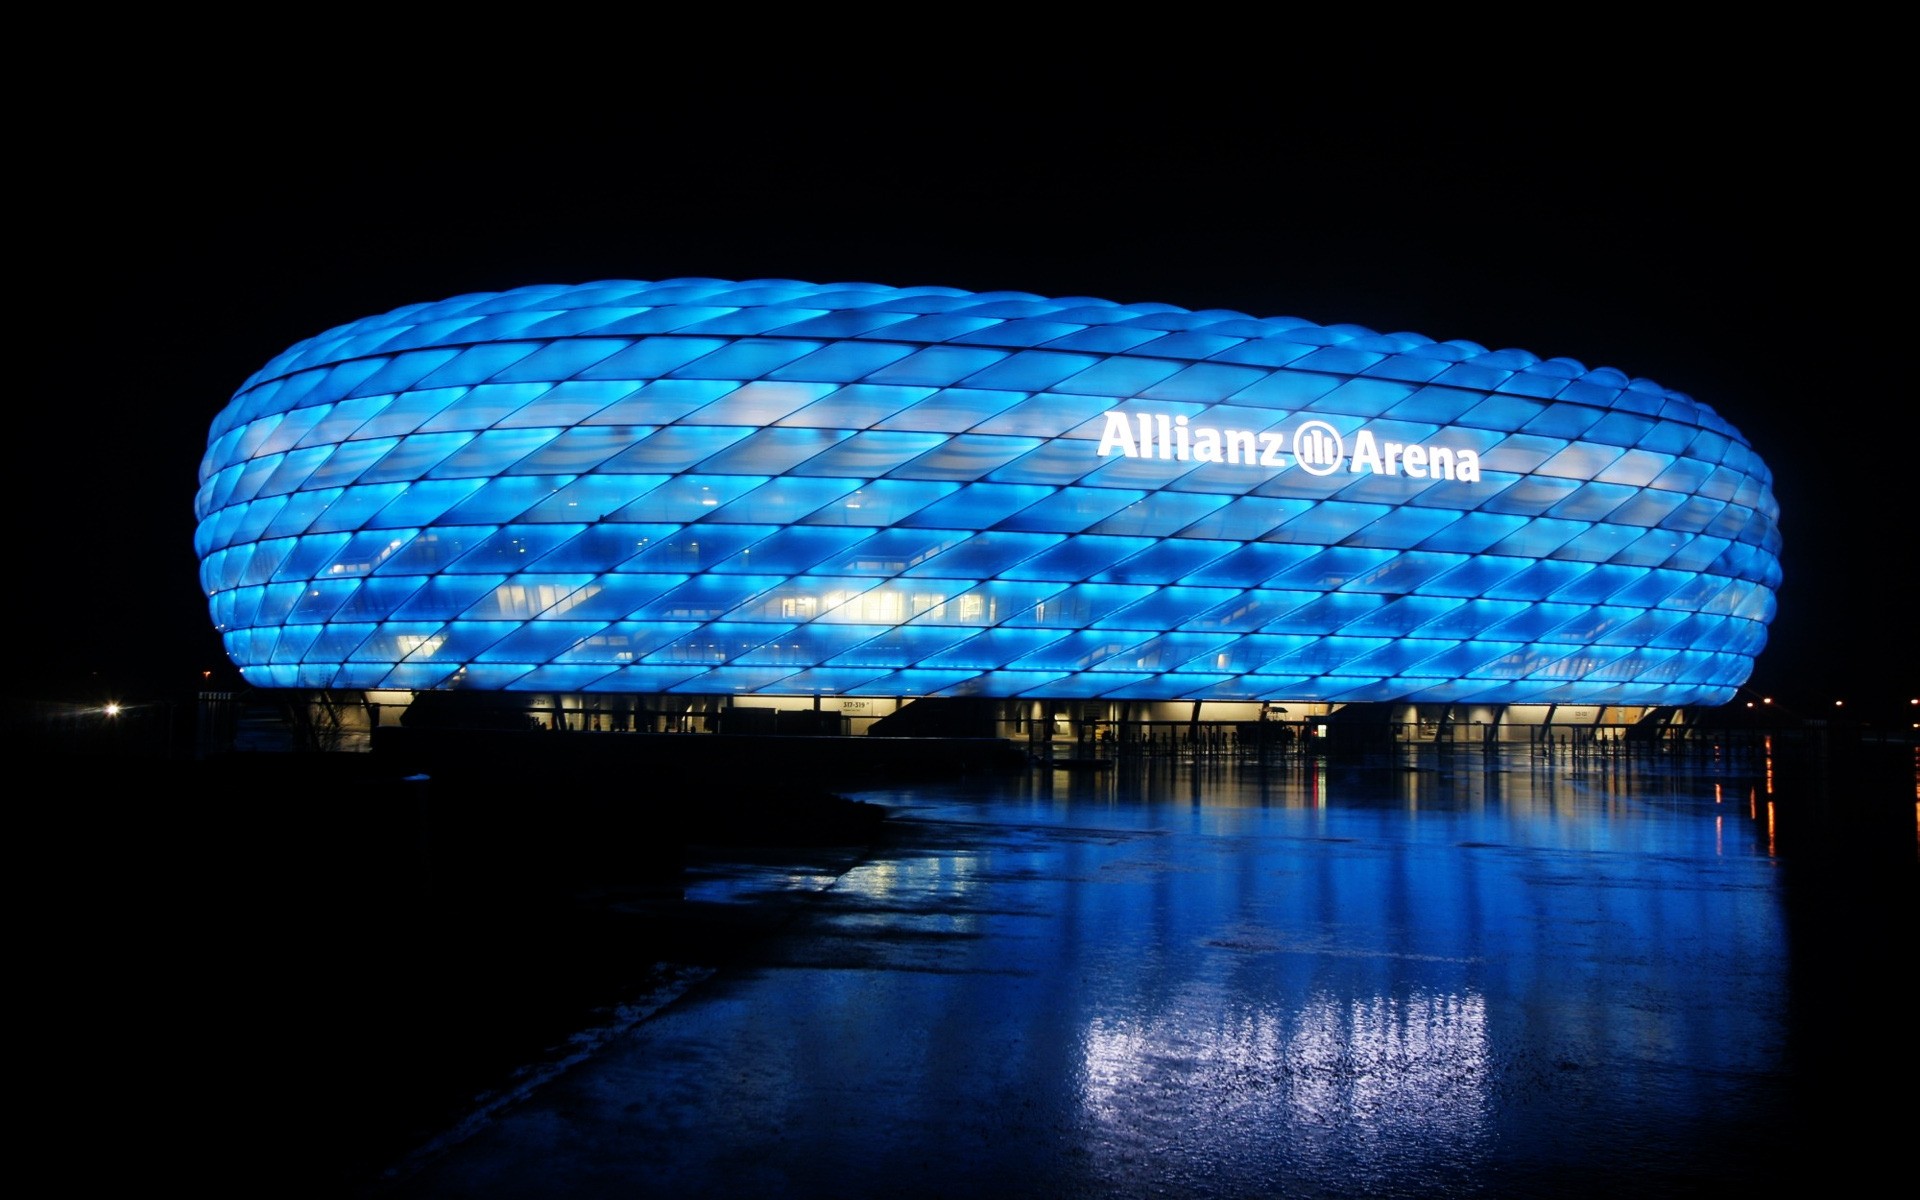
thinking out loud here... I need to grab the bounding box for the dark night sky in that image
[22,78,1914,719]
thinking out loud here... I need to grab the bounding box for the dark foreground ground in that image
[23,731,1917,1196]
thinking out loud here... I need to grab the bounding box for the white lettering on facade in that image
[1097,409,1481,484]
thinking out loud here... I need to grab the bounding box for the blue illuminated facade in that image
[195,279,1780,705]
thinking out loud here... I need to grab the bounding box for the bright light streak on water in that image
[393,744,1914,1200]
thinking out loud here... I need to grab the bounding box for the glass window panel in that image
[253,405,344,455]
[1478,475,1581,517]
[303,438,402,490]
[237,539,296,587]
[1138,362,1270,404]
[261,622,320,660]
[550,620,701,663]
[449,663,538,690]
[489,338,629,383]
[583,379,738,425]
[703,475,859,523]
[540,574,692,621]
[686,381,839,425]
[1090,586,1241,630]
[476,621,617,663]
[1173,496,1306,542]
[1483,559,1599,602]
[1271,500,1393,544]
[826,625,980,668]
[1261,546,1397,591]
[1051,355,1183,398]
[628,574,787,621]
[793,431,949,476]
[693,427,851,475]
[618,525,776,573]
[437,525,587,575]
[287,582,361,625]
[525,524,678,573]
[316,529,419,579]
[765,340,918,382]
[955,349,1100,392]
[345,620,460,663]
[1545,481,1639,523]
[1594,487,1688,530]
[1487,517,1588,559]
[425,428,562,478]
[292,396,400,449]
[774,384,936,429]
[1181,543,1314,588]
[972,392,1125,439]
[1486,602,1587,641]
[1656,495,1728,535]
[1090,538,1236,585]
[514,475,672,523]
[893,483,1052,530]
[898,531,1059,579]
[760,310,919,340]
[355,432,476,484]
[1257,633,1393,673]
[1404,640,1525,678]
[893,434,1043,482]
[271,533,353,582]
[414,383,553,432]
[1549,522,1646,564]
[1041,325,1169,354]
[1007,630,1156,672]
[1340,504,1463,549]
[607,475,765,523]
[710,526,871,575]
[861,346,1010,389]
[1002,536,1157,582]
[1382,385,1482,424]
[984,440,1106,487]
[921,628,1070,668]
[374,527,498,575]
[500,427,654,474]
[1337,594,1470,636]
[998,582,1157,629]
[1536,440,1626,482]
[991,486,1143,534]
[1343,638,1460,676]
[906,581,1069,626]
[794,479,958,528]
[1520,402,1605,440]
[456,576,597,621]
[669,339,823,380]
[1414,555,1531,599]
[499,664,620,691]
[410,343,543,389]
[437,476,578,525]
[596,426,754,472]
[873,388,1028,435]
[733,624,894,665]
[568,334,725,382]
[392,575,511,620]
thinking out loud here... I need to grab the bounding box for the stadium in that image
[194,278,1780,745]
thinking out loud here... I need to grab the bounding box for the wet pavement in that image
[295,740,1917,1199]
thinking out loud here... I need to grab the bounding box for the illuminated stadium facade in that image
[195,279,1780,738]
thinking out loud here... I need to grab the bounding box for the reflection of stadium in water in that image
[394,750,1817,1198]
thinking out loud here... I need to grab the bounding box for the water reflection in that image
[800,749,1799,1195]
[395,741,1913,1199]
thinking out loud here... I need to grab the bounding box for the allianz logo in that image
[1095,411,1483,482]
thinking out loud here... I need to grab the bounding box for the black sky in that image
[24,80,1914,718]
